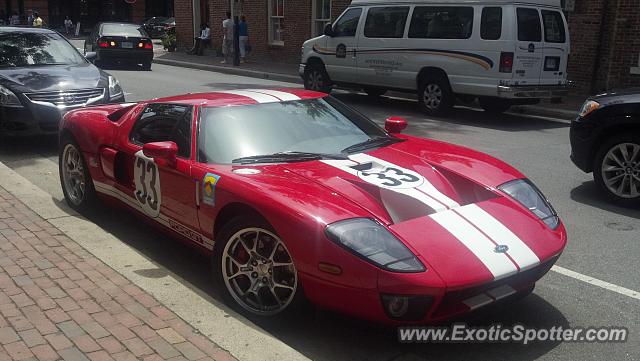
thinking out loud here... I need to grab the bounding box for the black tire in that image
[59,134,97,213]
[363,87,387,97]
[479,97,512,114]
[303,62,332,94]
[142,60,152,71]
[212,215,305,318]
[417,74,454,116]
[593,134,640,206]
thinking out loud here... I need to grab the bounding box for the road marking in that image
[551,265,640,301]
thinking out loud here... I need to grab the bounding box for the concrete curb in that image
[0,160,310,361]
[153,58,302,84]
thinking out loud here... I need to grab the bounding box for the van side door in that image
[513,7,543,86]
[540,9,569,85]
[323,7,363,84]
[356,6,411,89]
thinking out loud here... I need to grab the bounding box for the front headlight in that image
[325,218,425,273]
[578,100,600,118]
[108,76,123,99]
[498,179,559,229]
[0,85,23,108]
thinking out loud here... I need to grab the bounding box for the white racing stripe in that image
[247,89,301,101]
[430,209,518,280]
[456,204,540,271]
[395,188,448,213]
[219,90,281,103]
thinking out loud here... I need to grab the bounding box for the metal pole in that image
[233,15,240,66]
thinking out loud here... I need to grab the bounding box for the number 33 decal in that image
[134,151,161,218]
[358,166,424,189]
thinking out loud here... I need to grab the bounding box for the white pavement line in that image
[551,265,640,301]
[0,161,310,361]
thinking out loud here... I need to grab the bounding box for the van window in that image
[364,7,410,38]
[517,8,541,42]
[333,8,362,37]
[481,7,502,40]
[408,7,474,39]
[541,10,566,43]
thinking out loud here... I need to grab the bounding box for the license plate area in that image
[121,42,133,49]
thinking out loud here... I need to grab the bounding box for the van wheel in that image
[304,63,332,94]
[363,87,387,97]
[418,76,454,115]
[479,97,511,114]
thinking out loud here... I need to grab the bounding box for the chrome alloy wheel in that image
[61,143,86,206]
[221,227,297,315]
[601,142,640,199]
[422,83,443,110]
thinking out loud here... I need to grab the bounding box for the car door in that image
[324,7,363,84]
[356,5,411,88]
[540,9,569,85]
[513,7,543,86]
[115,103,201,236]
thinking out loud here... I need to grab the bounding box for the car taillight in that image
[144,41,153,49]
[98,39,109,48]
[499,52,514,73]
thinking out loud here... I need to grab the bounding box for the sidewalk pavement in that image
[0,185,238,361]
[153,50,583,120]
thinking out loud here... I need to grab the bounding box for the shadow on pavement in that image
[0,134,58,164]
[570,181,640,220]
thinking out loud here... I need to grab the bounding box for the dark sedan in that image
[84,22,153,70]
[0,27,125,135]
[570,90,640,205]
[143,17,175,38]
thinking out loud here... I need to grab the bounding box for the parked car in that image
[0,26,124,135]
[84,22,154,70]
[59,88,566,324]
[143,16,175,38]
[300,0,571,115]
[570,90,640,205]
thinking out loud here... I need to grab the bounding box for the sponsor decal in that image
[202,173,220,206]
[133,150,161,218]
[168,219,205,245]
[494,244,509,253]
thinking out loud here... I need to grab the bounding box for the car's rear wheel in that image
[213,216,302,316]
[594,134,640,205]
[479,97,512,114]
[418,75,454,115]
[304,62,332,94]
[142,60,152,71]
[59,135,97,212]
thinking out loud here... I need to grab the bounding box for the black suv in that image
[570,90,640,205]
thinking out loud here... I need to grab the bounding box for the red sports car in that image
[59,89,567,324]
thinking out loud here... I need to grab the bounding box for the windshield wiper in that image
[341,136,404,154]
[232,151,348,165]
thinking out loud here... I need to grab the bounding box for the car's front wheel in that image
[594,134,640,205]
[213,216,302,316]
[59,136,97,212]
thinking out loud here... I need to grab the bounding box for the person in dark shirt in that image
[238,16,249,63]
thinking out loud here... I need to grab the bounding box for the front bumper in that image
[299,63,306,78]
[497,84,571,99]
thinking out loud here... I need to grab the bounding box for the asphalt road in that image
[0,61,638,361]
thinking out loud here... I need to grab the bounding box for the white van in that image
[300,0,571,115]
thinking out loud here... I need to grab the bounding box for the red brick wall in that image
[132,0,147,24]
[175,0,194,49]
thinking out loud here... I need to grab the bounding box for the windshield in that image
[198,97,388,164]
[0,32,86,68]
[101,24,148,37]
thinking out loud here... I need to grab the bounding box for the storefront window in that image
[312,0,330,37]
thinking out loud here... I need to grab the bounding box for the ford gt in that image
[58,88,567,324]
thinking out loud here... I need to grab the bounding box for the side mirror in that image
[323,23,334,37]
[385,116,408,134]
[143,141,178,166]
[85,51,97,63]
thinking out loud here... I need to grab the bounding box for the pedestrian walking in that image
[9,12,20,26]
[32,12,43,27]
[27,10,34,26]
[64,16,74,35]
[239,16,249,63]
[221,12,234,64]
[187,23,210,56]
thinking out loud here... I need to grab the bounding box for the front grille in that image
[24,88,105,107]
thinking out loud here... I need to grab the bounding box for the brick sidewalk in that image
[0,186,238,361]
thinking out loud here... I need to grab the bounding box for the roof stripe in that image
[247,89,301,101]
[218,90,281,103]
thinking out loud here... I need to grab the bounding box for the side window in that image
[481,7,502,40]
[130,103,193,158]
[364,6,410,39]
[541,10,566,43]
[333,8,362,37]
[517,8,542,42]
[408,7,474,39]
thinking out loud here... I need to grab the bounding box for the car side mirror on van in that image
[385,117,408,134]
[323,23,334,37]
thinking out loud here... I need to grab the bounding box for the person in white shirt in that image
[221,12,234,64]
[188,23,210,56]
